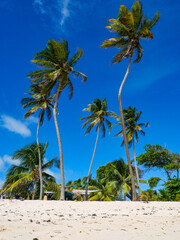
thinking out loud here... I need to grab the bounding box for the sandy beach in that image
[0,200,179,240]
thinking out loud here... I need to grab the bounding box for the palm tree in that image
[88,180,115,201]
[2,143,59,199]
[80,98,116,200]
[114,107,149,194]
[97,159,146,200]
[21,84,54,200]
[101,0,160,200]
[28,39,87,200]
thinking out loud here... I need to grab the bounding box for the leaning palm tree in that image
[80,98,116,200]
[114,107,149,194]
[2,143,59,199]
[28,39,87,200]
[21,83,54,200]
[101,0,160,200]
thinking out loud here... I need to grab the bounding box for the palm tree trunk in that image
[37,110,43,200]
[124,193,126,201]
[32,182,37,200]
[53,82,65,201]
[133,136,140,195]
[85,125,100,201]
[177,168,179,179]
[118,54,137,201]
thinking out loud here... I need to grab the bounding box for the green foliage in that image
[141,189,158,201]
[114,106,149,147]
[80,98,117,137]
[88,180,115,201]
[21,83,54,125]
[137,144,180,179]
[163,179,180,201]
[96,159,145,200]
[148,177,161,189]
[2,143,59,199]
[142,178,180,201]
[101,0,160,64]
[66,176,97,191]
[28,39,87,100]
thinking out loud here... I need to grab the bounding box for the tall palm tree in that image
[114,107,149,194]
[21,83,54,200]
[2,143,59,199]
[80,98,116,200]
[101,0,160,200]
[28,39,87,200]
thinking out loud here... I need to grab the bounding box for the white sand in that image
[0,200,179,240]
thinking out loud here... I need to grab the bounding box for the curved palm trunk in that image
[53,83,65,201]
[133,136,140,195]
[85,125,100,201]
[32,181,37,200]
[37,110,43,200]
[118,55,137,201]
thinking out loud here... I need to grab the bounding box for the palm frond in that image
[69,48,84,67]
[5,172,34,193]
[72,70,87,82]
[43,157,59,170]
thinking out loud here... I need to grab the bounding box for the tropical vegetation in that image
[2,1,179,202]
[101,0,160,201]
[21,83,54,200]
[80,98,116,200]
[114,107,149,194]
[27,39,87,200]
[1,143,59,199]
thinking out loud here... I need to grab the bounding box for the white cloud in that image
[32,0,72,30]
[60,0,70,26]
[0,157,4,171]
[0,115,31,137]
[26,116,39,124]
[44,169,60,180]
[3,154,20,166]
[33,0,46,14]
[44,168,77,183]
[0,154,20,172]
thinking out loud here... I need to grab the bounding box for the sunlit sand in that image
[0,200,179,240]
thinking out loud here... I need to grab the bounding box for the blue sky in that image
[0,0,180,190]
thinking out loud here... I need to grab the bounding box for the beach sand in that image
[0,200,179,240]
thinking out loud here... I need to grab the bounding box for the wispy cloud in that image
[32,0,102,32]
[0,115,32,137]
[0,154,20,172]
[33,0,72,29]
[60,0,71,26]
[0,157,4,171]
[44,169,60,180]
[26,116,39,124]
[3,154,20,166]
[44,168,76,183]
[33,0,46,14]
